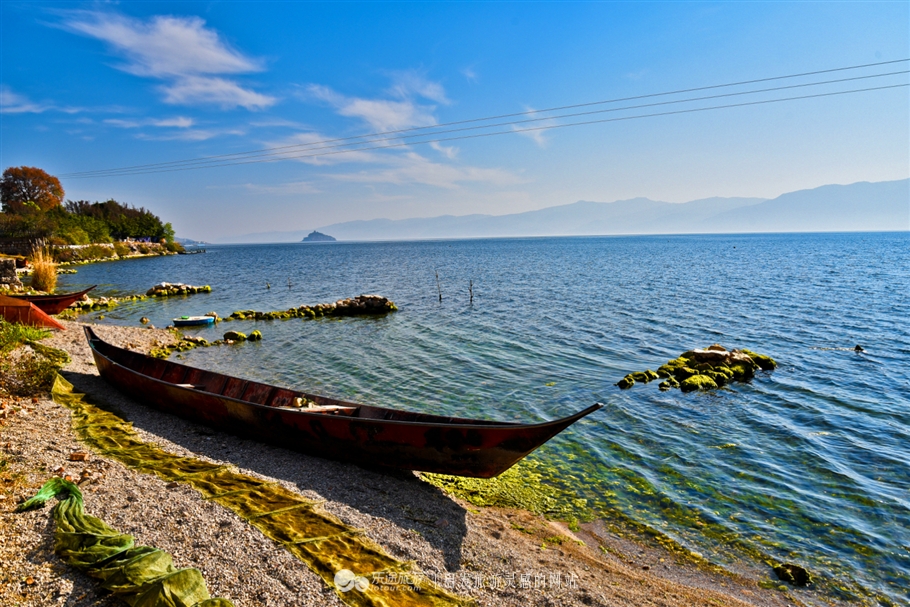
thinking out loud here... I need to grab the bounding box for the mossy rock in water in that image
[713,365,734,380]
[672,366,698,381]
[630,371,651,383]
[729,363,756,381]
[616,375,635,389]
[659,378,679,391]
[705,370,728,387]
[679,374,718,392]
[742,349,777,370]
[644,369,659,381]
[694,362,714,372]
[223,331,247,342]
[773,563,811,586]
[248,330,262,341]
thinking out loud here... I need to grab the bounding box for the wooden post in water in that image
[435,269,442,303]
[469,279,474,305]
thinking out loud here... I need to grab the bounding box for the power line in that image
[59,57,909,178]
[63,69,908,178]
[63,82,909,179]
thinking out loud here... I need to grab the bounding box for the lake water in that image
[57,232,910,605]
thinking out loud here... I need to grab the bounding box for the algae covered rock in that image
[658,377,679,391]
[248,330,262,341]
[773,563,811,586]
[618,344,775,393]
[679,375,718,392]
[223,331,247,342]
[616,375,635,390]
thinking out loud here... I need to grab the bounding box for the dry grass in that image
[29,247,57,293]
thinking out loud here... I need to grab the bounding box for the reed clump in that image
[29,248,57,293]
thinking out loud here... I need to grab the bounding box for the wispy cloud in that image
[104,116,195,129]
[0,85,83,114]
[306,84,437,132]
[329,152,525,189]
[385,70,450,104]
[242,181,321,195]
[266,131,382,166]
[304,71,448,132]
[511,107,556,148]
[461,67,479,83]
[58,11,275,110]
[0,86,48,114]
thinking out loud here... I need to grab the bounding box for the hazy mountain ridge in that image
[217,179,908,243]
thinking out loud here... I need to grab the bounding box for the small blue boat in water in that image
[173,315,215,327]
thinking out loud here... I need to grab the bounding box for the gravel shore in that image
[1,321,813,607]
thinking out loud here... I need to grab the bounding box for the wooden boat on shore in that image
[0,295,66,330]
[84,326,601,477]
[12,285,96,315]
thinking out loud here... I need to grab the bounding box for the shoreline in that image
[1,321,834,607]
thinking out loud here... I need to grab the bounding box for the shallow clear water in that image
[58,232,910,604]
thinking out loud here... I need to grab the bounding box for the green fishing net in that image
[49,375,473,607]
[17,477,233,607]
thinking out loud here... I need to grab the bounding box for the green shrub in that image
[0,319,50,355]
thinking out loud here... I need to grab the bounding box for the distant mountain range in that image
[216,179,908,243]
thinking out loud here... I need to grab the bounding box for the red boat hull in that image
[84,326,600,477]
[12,286,96,315]
[0,295,66,330]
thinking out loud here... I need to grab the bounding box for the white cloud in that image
[104,116,195,128]
[512,107,556,148]
[0,86,48,114]
[461,67,479,83]
[307,84,436,132]
[161,76,274,109]
[329,152,525,189]
[267,131,383,166]
[385,70,450,105]
[59,11,274,110]
[430,141,458,159]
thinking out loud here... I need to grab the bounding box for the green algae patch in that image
[618,345,775,393]
[420,459,591,524]
[51,375,474,607]
[17,478,233,607]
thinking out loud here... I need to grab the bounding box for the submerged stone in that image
[773,563,811,586]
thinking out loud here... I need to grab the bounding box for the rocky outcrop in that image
[146,283,212,297]
[617,344,776,393]
[224,294,397,322]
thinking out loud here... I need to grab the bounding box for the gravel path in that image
[1,321,819,607]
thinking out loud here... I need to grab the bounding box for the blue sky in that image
[1,2,907,241]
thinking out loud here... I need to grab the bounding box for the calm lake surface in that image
[58,232,910,604]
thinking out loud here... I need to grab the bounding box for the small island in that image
[301,230,336,243]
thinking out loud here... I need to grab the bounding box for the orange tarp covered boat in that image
[0,294,66,330]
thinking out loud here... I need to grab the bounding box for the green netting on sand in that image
[17,477,233,607]
[51,375,474,607]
